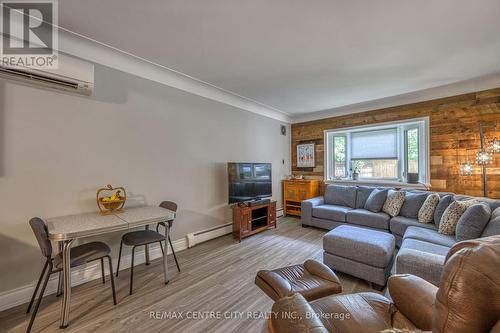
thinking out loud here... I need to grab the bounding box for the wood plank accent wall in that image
[291,88,500,198]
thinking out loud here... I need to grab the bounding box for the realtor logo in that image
[0,0,58,68]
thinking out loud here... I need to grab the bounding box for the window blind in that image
[351,128,398,159]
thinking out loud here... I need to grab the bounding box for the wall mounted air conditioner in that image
[0,53,94,96]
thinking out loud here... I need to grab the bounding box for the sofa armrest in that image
[270,293,328,333]
[303,196,324,207]
[301,196,324,226]
[388,274,438,331]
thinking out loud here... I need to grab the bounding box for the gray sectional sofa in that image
[301,185,500,285]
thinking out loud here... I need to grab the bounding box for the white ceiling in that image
[59,0,500,119]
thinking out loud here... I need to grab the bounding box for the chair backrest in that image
[159,201,178,213]
[434,235,500,333]
[29,217,52,258]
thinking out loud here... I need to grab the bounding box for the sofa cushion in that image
[323,225,395,268]
[400,238,450,257]
[346,209,390,230]
[482,207,500,237]
[312,205,352,222]
[383,190,406,217]
[324,185,357,208]
[355,186,375,209]
[400,192,428,219]
[439,199,479,235]
[434,195,454,227]
[455,204,491,241]
[310,292,396,333]
[364,188,389,213]
[418,193,440,224]
[390,216,436,237]
[403,226,456,248]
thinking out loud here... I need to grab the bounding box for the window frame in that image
[324,117,430,184]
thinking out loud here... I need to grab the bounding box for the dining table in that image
[46,205,175,328]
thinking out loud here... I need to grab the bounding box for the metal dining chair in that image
[156,201,180,272]
[115,201,179,295]
[26,218,116,333]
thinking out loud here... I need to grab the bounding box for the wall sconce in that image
[489,137,500,153]
[475,149,493,165]
[459,161,474,176]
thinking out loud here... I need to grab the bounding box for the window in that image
[405,128,419,174]
[325,118,429,184]
[333,136,347,178]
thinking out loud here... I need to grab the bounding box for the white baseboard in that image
[276,208,284,218]
[0,235,191,312]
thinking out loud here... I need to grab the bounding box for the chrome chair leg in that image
[56,241,63,297]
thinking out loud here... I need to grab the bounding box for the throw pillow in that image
[356,186,375,209]
[482,207,500,237]
[455,204,491,241]
[324,185,357,208]
[439,199,479,235]
[434,195,454,227]
[382,190,406,217]
[400,192,429,219]
[418,193,440,224]
[364,188,389,213]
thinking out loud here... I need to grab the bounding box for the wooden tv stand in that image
[232,201,276,241]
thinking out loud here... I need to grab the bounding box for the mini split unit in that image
[0,53,94,96]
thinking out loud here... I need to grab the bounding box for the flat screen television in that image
[228,162,272,204]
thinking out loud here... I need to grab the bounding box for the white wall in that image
[0,65,290,293]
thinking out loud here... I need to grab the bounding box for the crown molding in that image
[291,72,500,124]
[57,29,292,123]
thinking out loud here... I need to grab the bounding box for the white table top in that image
[47,206,175,241]
[114,206,175,228]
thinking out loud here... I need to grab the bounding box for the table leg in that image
[60,239,74,328]
[57,241,63,296]
[163,223,169,284]
[145,225,150,265]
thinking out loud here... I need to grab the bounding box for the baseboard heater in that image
[186,223,232,248]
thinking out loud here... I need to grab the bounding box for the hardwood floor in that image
[0,217,376,333]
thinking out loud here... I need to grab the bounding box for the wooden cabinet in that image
[232,201,276,241]
[283,180,320,217]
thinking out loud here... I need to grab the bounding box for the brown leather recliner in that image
[269,236,500,333]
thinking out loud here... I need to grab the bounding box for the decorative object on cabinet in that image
[283,179,320,217]
[232,201,276,241]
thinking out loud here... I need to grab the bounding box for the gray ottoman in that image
[323,225,395,288]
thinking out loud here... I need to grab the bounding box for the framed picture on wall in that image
[297,143,315,168]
